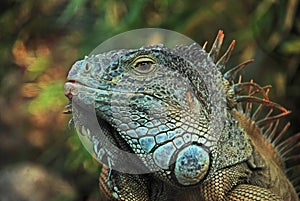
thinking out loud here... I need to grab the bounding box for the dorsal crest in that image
[206,30,300,196]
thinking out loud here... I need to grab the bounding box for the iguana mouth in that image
[64,80,76,114]
[64,79,101,101]
[64,80,83,99]
[64,79,96,114]
[64,78,173,105]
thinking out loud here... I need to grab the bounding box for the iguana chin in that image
[64,30,299,200]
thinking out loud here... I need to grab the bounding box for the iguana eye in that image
[133,57,156,74]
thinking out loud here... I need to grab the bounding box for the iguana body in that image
[64,31,299,200]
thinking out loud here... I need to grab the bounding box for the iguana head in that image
[64,33,234,187]
[65,30,296,196]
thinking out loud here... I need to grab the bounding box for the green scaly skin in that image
[64,32,298,200]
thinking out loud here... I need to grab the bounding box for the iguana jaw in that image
[64,79,213,185]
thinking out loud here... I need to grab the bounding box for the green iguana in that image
[64,30,299,200]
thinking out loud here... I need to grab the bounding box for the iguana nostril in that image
[85,63,91,72]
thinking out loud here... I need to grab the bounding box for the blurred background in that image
[0,0,299,200]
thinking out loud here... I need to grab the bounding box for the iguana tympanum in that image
[64,30,299,200]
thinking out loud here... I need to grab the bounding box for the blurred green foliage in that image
[0,0,299,200]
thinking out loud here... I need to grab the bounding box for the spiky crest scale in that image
[223,59,253,81]
[209,30,224,62]
[216,40,235,70]
[209,30,299,196]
